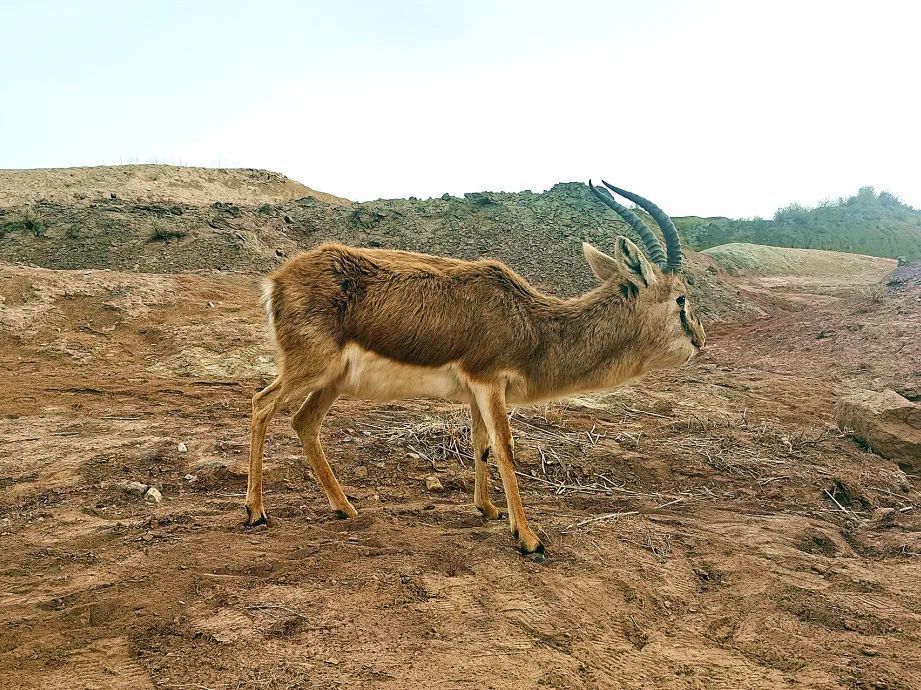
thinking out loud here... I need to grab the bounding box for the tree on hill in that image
[677,187,921,260]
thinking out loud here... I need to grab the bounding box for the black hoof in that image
[520,541,546,563]
[334,509,350,520]
[244,509,268,527]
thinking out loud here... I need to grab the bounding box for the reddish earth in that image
[1,257,920,690]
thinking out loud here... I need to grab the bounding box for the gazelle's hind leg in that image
[292,385,358,519]
[245,376,288,525]
[469,404,506,521]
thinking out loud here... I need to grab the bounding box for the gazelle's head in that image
[584,181,706,369]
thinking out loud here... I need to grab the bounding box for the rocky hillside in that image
[0,170,760,323]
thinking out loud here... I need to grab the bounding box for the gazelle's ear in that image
[582,242,619,282]
[614,236,658,286]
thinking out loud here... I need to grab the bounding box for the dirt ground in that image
[2,169,920,689]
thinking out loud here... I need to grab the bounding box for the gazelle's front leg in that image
[469,404,506,521]
[470,383,545,561]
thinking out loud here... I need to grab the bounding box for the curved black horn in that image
[588,180,667,268]
[601,181,682,272]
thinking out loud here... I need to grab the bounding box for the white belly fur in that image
[336,344,646,407]
[340,345,471,402]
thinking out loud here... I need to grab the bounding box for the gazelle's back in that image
[267,243,543,376]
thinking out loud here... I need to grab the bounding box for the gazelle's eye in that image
[676,295,686,307]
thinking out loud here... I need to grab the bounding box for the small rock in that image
[354,466,368,479]
[869,507,896,525]
[193,458,246,480]
[144,487,162,504]
[184,474,198,482]
[177,442,188,453]
[0,517,11,529]
[425,476,444,493]
[117,480,149,497]
[861,648,880,657]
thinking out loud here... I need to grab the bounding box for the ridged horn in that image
[601,181,682,272]
[588,180,667,268]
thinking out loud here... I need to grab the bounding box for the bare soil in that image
[1,168,920,689]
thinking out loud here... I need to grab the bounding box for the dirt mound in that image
[703,243,895,287]
[0,165,350,207]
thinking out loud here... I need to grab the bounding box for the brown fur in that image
[246,240,706,559]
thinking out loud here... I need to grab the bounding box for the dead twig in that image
[470,649,532,658]
[563,511,640,531]
[824,489,853,517]
[622,405,672,419]
[245,602,308,618]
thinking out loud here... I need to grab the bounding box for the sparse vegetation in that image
[677,187,921,260]
[0,207,48,237]
[149,221,187,242]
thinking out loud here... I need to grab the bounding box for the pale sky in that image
[2,0,919,217]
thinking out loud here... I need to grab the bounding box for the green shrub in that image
[149,222,187,242]
[21,208,47,237]
[681,188,921,260]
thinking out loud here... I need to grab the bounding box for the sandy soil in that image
[2,258,919,690]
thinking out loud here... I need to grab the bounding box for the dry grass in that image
[353,397,920,542]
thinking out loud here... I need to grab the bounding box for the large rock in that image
[836,389,921,472]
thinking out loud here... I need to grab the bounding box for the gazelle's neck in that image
[516,283,659,400]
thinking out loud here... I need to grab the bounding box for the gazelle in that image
[246,181,705,561]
